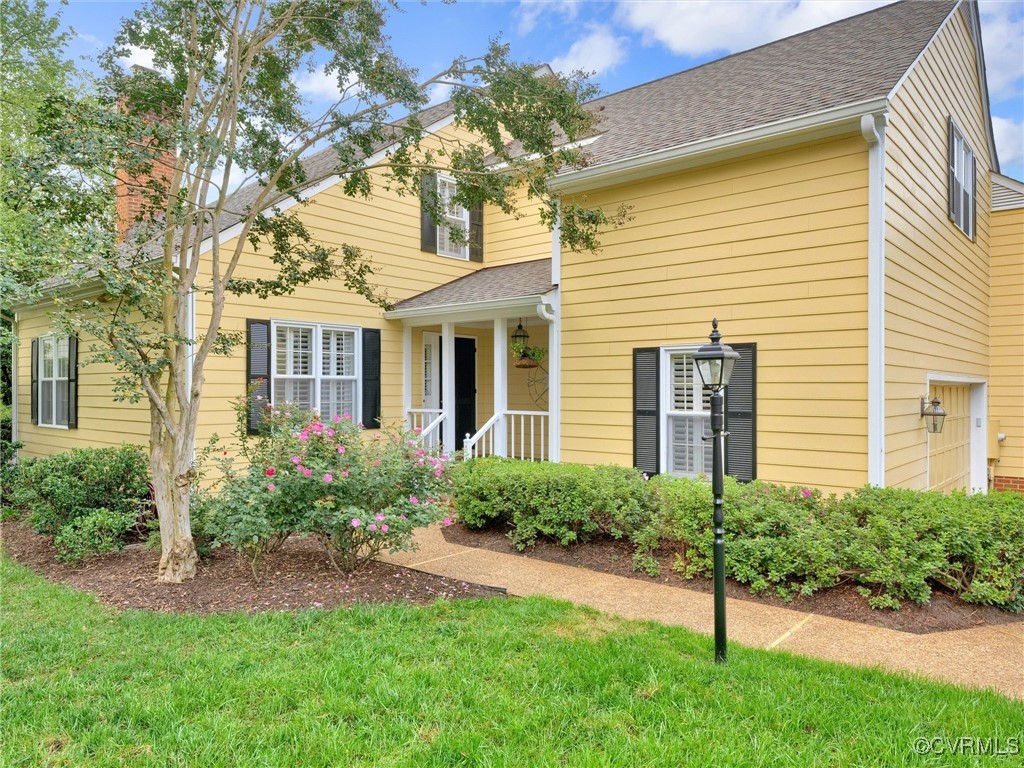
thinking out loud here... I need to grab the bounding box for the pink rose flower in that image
[332,414,342,423]
[291,456,301,464]
[267,484,276,492]
[381,524,389,533]
[375,513,385,521]
[265,467,276,477]
[409,496,419,505]
[351,518,361,527]
[337,446,346,454]
[435,469,442,478]
[442,517,452,527]
[368,523,377,532]
[414,427,422,434]
[326,429,335,437]
[303,468,312,477]
[323,473,333,483]
[340,470,349,478]
[801,489,812,498]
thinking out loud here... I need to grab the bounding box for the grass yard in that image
[2,557,1021,767]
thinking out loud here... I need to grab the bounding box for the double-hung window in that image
[436,173,469,260]
[663,348,713,477]
[272,322,359,421]
[38,335,70,428]
[948,117,976,240]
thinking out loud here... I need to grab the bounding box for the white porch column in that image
[493,317,508,457]
[547,293,561,462]
[441,321,456,453]
[402,325,412,429]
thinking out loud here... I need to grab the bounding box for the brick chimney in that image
[116,66,176,242]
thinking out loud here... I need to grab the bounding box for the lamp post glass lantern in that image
[921,397,947,434]
[693,318,739,664]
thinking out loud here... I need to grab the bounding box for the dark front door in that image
[454,337,476,443]
[439,337,477,445]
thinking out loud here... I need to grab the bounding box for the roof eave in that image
[384,293,550,325]
[553,97,890,195]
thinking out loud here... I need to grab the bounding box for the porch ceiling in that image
[385,258,553,323]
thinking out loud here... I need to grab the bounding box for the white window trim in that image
[659,345,712,477]
[436,173,470,261]
[37,333,70,430]
[949,119,976,240]
[270,320,362,422]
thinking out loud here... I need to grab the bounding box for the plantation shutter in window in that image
[420,173,438,253]
[725,343,756,482]
[947,116,957,222]
[246,319,271,435]
[30,338,39,425]
[468,203,483,262]
[633,347,660,476]
[67,335,79,429]
[361,328,381,429]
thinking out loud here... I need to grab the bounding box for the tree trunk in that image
[150,418,198,583]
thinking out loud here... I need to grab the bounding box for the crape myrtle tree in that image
[30,0,624,582]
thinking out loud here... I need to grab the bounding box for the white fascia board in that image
[384,294,546,325]
[553,98,889,194]
[195,112,458,257]
[9,278,107,311]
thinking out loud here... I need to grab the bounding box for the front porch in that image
[384,259,559,462]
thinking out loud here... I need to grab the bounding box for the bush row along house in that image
[11,0,1024,495]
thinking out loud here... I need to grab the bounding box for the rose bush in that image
[205,395,452,577]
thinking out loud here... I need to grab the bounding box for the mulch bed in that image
[1,519,505,615]
[442,522,1024,635]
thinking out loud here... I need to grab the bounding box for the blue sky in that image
[61,0,1024,180]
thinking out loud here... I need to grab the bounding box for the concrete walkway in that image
[381,525,1024,700]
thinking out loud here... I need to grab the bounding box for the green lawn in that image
[2,557,1021,767]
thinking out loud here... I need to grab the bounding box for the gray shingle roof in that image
[393,258,552,311]
[565,0,956,171]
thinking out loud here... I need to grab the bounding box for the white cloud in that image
[295,66,360,104]
[118,45,158,72]
[979,0,1024,102]
[550,24,628,76]
[427,81,454,106]
[515,0,580,36]
[616,0,894,57]
[993,115,1024,168]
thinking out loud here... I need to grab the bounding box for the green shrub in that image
[52,507,138,563]
[452,458,650,550]
[12,444,151,535]
[0,403,20,512]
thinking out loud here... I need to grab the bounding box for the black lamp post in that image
[693,318,740,664]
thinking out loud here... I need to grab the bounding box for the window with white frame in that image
[948,118,976,240]
[436,173,469,259]
[38,335,70,428]
[272,322,359,420]
[664,349,713,477]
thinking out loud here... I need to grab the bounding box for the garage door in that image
[928,384,971,493]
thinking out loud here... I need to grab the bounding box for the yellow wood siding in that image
[990,206,1024,482]
[484,185,552,267]
[14,304,150,458]
[560,134,870,493]
[883,10,993,488]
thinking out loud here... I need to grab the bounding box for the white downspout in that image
[537,294,560,462]
[402,325,412,429]
[861,112,887,487]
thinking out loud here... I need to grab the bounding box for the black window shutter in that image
[67,335,79,429]
[469,203,484,262]
[420,173,438,253]
[947,117,957,222]
[725,343,756,482]
[361,328,381,429]
[246,320,271,435]
[633,347,660,476]
[30,338,38,425]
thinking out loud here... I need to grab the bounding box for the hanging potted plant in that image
[510,320,545,369]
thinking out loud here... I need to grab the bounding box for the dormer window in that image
[947,117,976,240]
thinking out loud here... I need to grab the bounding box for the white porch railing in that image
[408,408,445,452]
[464,410,549,461]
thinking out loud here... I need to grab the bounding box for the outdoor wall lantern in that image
[921,397,947,434]
[693,318,740,664]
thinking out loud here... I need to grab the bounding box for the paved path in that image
[381,525,1024,700]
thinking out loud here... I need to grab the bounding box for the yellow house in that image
[11,0,1024,495]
